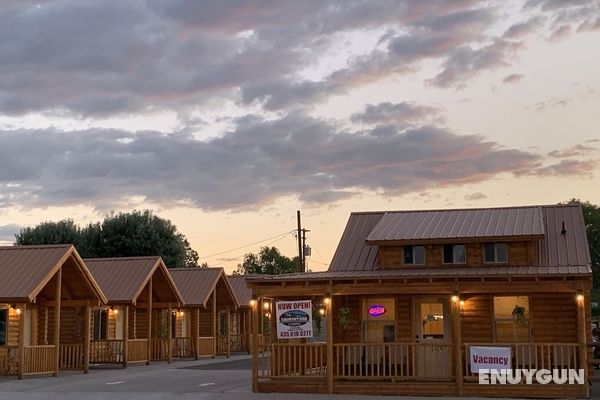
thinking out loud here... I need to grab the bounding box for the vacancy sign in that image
[276,300,313,339]
[470,346,511,373]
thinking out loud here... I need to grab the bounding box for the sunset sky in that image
[0,0,599,273]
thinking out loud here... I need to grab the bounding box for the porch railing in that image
[172,337,194,358]
[150,338,170,361]
[22,345,55,375]
[463,343,581,380]
[197,337,214,356]
[217,336,228,355]
[127,339,149,363]
[258,342,327,379]
[90,340,124,364]
[59,343,84,370]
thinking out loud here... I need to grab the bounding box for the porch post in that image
[451,295,463,396]
[251,290,259,393]
[195,307,200,360]
[123,305,129,368]
[212,290,217,358]
[226,306,231,358]
[167,304,172,363]
[326,292,334,394]
[147,277,152,365]
[577,289,589,398]
[83,302,90,374]
[17,303,26,379]
[53,267,62,377]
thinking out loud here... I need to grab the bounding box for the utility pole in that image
[297,210,303,272]
[301,227,310,272]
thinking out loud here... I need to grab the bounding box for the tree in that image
[564,199,600,288]
[234,246,299,275]
[14,210,199,268]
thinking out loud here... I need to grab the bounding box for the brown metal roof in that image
[227,275,253,308]
[328,204,591,273]
[85,256,183,304]
[169,268,237,308]
[0,244,106,303]
[366,206,545,243]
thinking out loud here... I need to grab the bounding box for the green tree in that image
[564,199,600,288]
[14,210,199,268]
[234,246,299,275]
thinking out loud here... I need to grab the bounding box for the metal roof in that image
[85,256,182,304]
[366,206,545,243]
[170,268,237,308]
[227,275,253,308]
[0,244,106,303]
[328,204,591,273]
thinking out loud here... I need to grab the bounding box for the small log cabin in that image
[85,256,184,367]
[169,268,238,358]
[0,245,107,378]
[228,275,254,353]
[247,205,593,399]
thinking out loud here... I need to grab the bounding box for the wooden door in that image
[415,298,451,378]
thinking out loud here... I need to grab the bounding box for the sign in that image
[368,305,386,317]
[470,346,511,373]
[276,300,313,339]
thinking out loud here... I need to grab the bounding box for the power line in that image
[210,231,296,267]
[199,230,296,260]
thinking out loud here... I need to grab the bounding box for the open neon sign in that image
[368,305,386,317]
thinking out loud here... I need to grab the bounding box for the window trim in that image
[483,242,508,264]
[442,244,466,265]
[403,245,425,265]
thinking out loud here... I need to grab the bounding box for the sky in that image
[0,0,599,273]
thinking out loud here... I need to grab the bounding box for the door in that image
[414,298,451,378]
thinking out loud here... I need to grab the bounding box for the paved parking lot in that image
[2,355,599,400]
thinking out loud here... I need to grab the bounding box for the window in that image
[484,243,507,263]
[403,245,425,265]
[493,296,529,342]
[443,244,466,264]
[218,311,228,336]
[362,298,395,343]
[92,309,108,340]
[0,307,7,346]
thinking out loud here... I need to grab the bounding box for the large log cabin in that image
[0,245,106,378]
[169,268,238,358]
[85,256,183,367]
[247,205,593,398]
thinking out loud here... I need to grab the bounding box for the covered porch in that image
[85,256,184,367]
[0,245,107,378]
[248,272,592,399]
[227,275,254,354]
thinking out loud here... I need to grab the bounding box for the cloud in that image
[503,74,524,84]
[464,192,487,201]
[548,144,597,158]
[0,223,20,242]
[0,112,543,211]
[531,159,599,177]
[350,102,442,126]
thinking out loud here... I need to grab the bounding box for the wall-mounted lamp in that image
[178,310,184,317]
[249,297,258,308]
[318,307,325,317]
[323,297,331,306]
[112,308,119,316]
[11,304,21,316]
[576,289,584,303]
[459,300,465,311]
[451,291,459,303]
[263,301,271,311]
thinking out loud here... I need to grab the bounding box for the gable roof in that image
[169,267,238,308]
[328,204,591,273]
[227,275,253,308]
[0,244,106,303]
[85,256,183,304]
[366,206,545,243]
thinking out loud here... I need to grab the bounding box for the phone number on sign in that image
[280,330,312,338]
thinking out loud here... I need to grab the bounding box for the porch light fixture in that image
[112,308,119,316]
[451,291,459,303]
[11,304,21,316]
[459,300,465,311]
[263,301,270,311]
[177,310,184,317]
[576,290,584,303]
[250,297,258,308]
[318,307,325,317]
[323,297,331,306]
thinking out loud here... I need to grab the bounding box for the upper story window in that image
[484,243,508,263]
[403,245,425,265]
[443,244,466,264]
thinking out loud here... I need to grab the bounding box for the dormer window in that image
[484,243,508,263]
[443,244,466,264]
[403,245,425,265]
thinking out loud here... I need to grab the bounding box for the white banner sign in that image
[276,300,313,339]
[470,346,511,373]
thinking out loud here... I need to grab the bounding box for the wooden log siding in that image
[460,295,493,343]
[530,293,578,342]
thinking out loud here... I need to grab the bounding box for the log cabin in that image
[247,205,593,398]
[227,275,254,353]
[168,268,238,358]
[0,245,106,378]
[84,256,183,367]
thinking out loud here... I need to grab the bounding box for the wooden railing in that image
[217,336,229,355]
[0,346,19,375]
[463,343,581,379]
[90,340,124,364]
[258,343,327,379]
[333,343,453,381]
[22,345,55,375]
[197,337,214,356]
[229,334,250,352]
[127,339,149,363]
[59,343,84,370]
[172,337,194,358]
[150,338,170,361]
